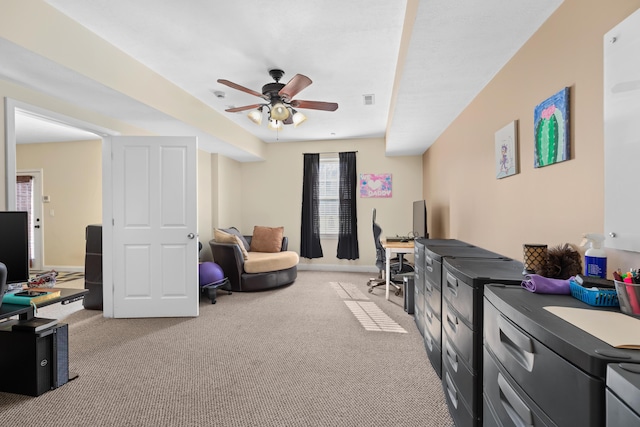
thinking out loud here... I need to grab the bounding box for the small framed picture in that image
[495,120,518,179]
[359,173,392,198]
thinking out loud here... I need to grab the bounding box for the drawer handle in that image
[446,311,458,334]
[425,304,433,320]
[444,371,458,409]
[446,272,458,296]
[424,328,433,352]
[497,315,534,372]
[445,340,459,372]
[425,279,433,293]
[426,265,433,273]
[498,373,533,427]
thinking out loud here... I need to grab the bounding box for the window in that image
[16,175,34,266]
[319,156,339,235]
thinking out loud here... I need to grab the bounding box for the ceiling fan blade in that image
[217,79,266,99]
[291,100,339,111]
[224,104,263,113]
[279,74,312,101]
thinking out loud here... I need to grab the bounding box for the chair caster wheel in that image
[368,288,373,293]
[395,289,402,296]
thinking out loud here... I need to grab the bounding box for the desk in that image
[0,288,89,321]
[382,240,415,300]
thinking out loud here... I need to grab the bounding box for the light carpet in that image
[0,271,452,427]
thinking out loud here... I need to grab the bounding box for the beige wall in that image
[240,138,423,270]
[17,139,102,268]
[423,0,640,276]
[197,149,213,261]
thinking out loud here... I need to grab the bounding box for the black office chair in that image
[0,262,7,309]
[367,208,413,295]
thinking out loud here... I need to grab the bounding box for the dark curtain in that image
[300,153,323,259]
[337,151,359,260]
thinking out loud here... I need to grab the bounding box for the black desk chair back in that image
[0,262,7,309]
[368,208,412,295]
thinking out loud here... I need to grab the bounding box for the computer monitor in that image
[0,211,30,285]
[412,200,428,239]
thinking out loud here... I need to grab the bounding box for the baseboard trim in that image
[297,264,378,273]
[39,266,84,273]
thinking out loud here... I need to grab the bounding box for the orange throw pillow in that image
[249,226,284,253]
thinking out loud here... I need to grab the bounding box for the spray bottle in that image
[581,233,607,278]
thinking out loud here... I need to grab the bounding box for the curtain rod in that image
[302,151,358,155]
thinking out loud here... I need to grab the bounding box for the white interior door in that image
[110,136,198,318]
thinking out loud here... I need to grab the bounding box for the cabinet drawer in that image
[424,279,441,318]
[606,389,640,426]
[424,299,442,350]
[414,279,425,323]
[414,243,425,274]
[442,269,477,328]
[443,301,477,373]
[443,334,478,415]
[424,320,442,378]
[413,307,424,337]
[424,255,442,289]
[484,299,605,426]
[483,347,556,427]
[443,368,477,427]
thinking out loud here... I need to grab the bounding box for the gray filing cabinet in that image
[440,258,524,427]
[484,285,640,427]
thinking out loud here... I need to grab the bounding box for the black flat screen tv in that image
[412,200,428,239]
[0,211,30,284]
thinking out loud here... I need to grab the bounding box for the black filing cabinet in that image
[423,243,504,380]
[440,258,524,427]
[414,239,426,336]
[414,239,472,368]
[484,285,640,427]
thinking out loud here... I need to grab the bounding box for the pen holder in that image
[523,244,547,275]
[614,280,640,317]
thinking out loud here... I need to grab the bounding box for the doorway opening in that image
[4,97,117,274]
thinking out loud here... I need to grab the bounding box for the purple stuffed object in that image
[521,274,572,295]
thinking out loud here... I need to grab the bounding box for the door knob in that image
[187,233,195,239]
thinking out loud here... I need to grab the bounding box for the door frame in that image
[4,98,120,316]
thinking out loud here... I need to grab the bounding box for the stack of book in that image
[1,288,61,306]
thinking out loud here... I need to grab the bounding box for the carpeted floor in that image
[0,271,453,427]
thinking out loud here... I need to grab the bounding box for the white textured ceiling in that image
[16,113,98,144]
[4,0,563,159]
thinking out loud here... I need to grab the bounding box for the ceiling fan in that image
[217,69,338,129]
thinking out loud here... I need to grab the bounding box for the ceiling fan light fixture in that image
[268,119,283,130]
[292,109,307,127]
[247,108,263,125]
[270,102,290,121]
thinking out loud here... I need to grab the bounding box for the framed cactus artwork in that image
[534,87,570,168]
